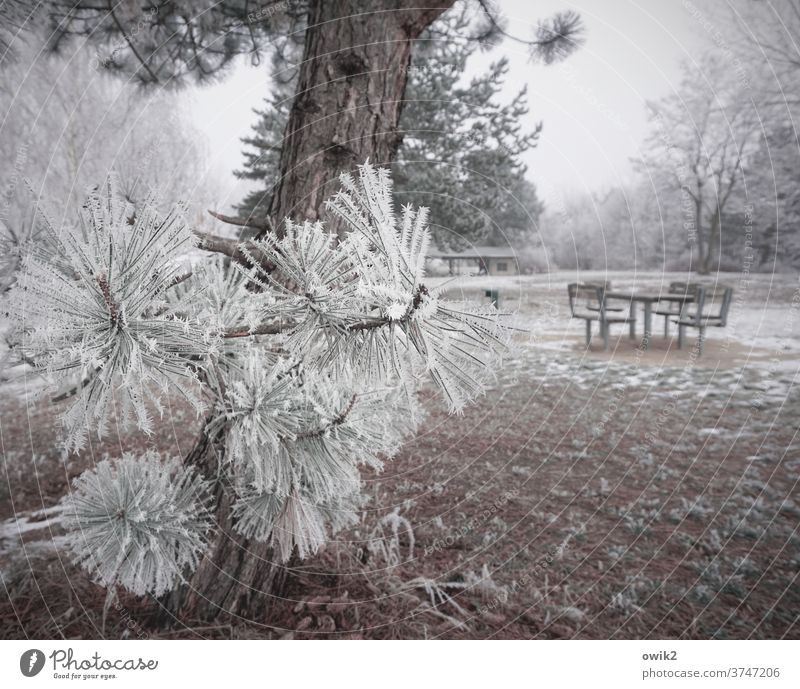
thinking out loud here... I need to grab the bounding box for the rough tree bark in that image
[266,0,454,235]
[165,0,455,623]
[161,414,290,623]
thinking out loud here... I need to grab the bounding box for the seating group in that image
[567,281,733,354]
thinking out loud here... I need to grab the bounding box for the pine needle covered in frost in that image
[26,163,514,591]
[167,254,266,343]
[61,452,212,596]
[223,349,420,561]
[233,484,367,562]
[239,161,512,413]
[8,176,211,450]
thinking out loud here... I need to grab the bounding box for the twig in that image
[222,321,290,338]
[168,271,193,288]
[348,317,391,332]
[193,230,246,261]
[107,3,160,83]
[297,394,357,439]
[348,284,430,332]
[52,369,100,403]
[207,209,274,235]
[193,230,275,273]
[5,337,38,369]
[96,273,120,327]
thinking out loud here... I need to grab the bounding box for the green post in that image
[485,289,500,308]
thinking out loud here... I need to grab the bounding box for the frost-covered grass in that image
[430,270,800,370]
[1,270,799,638]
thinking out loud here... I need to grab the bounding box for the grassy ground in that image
[1,272,798,639]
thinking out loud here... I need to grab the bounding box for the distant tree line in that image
[542,0,800,274]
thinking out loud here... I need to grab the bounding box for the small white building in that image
[427,246,519,276]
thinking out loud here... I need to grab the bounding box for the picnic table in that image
[604,290,695,348]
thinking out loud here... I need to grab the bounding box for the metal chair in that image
[654,282,699,338]
[582,281,624,313]
[674,285,733,355]
[567,283,636,350]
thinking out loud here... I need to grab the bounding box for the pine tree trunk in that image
[266,0,454,236]
[164,0,454,623]
[160,415,290,623]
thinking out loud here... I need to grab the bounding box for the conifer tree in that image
[8,0,582,620]
[236,8,546,247]
[8,163,511,601]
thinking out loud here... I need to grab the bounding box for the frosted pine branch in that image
[8,176,211,450]
[23,162,513,590]
[239,161,513,412]
[61,452,212,597]
[220,349,420,561]
[233,486,366,562]
[221,348,419,504]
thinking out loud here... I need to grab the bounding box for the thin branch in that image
[348,317,392,332]
[223,321,290,338]
[296,394,357,439]
[106,1,160,83]
[474,0,584,62]
[193,230,247,261]
[96,273,120,326]
[474,0,529,46]
[193,230,276,274]
[168,271,193,288]
[5,338,37,369]
[348,284,430,332]
[52,369,100,403]
[208,209,275,235]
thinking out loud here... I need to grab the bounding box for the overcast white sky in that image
[188,0,709,210]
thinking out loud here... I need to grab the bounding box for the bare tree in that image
[0,41,211,217]
[716,0,800,266]
[0,41,212,301]
[636,54,761,274]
